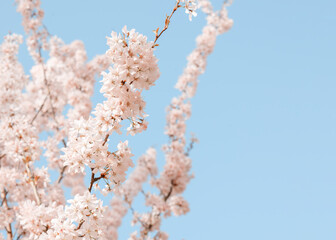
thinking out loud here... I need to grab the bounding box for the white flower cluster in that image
[0,34,28,116]
[101,197,128,240]
[0,0,233,238]
[62,117,134,184]
[17,200,60,239]
[41,192,105,239]
[104,26,160,91]
[62,26,160,189]
[25,35,110,185]
[180,0,198,21]
[15,0,48,62]
[98,26,160,135]
[101,148,158,239]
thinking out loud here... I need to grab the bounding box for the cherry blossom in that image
[0,0,232,239]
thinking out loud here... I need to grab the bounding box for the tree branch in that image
[153,0,182,46]
[30,94,48,124]
[24,163,41,205]
[1,189,13,240]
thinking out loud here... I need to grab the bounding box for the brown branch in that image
[102,134,109,146]
[85,133,111,191]
[0,190,7,207]
[0,154,5,167]
[56,140,67,184]
[186,138,197,156]
[1,189,13,240]
[75,220,85,231]
[87,132,111,192]
[164,184,174,201]
[57,166,67,184]
[61,139,67,148]
[88,171,96,193]
[12,130,42,206]
[142,181,175,236]
[37,47,67,143]
[24,163,41,205]
[88,171,106,193]
[127,201,148,229]
[40,57,58,125]
[140,189,147,197]
[15,233,23,240]
[36,47,69,186]
[152,0,182,46]
[30,94,48,124]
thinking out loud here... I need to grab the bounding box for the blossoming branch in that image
[0,0,233,239]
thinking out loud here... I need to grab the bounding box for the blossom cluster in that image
[41,192,105,239]
[0,0,233,239]
[62,26,160,190]
[15,0,48,62]
[181,0,198,21]
[102,148,158,239]
[125,0,233,238]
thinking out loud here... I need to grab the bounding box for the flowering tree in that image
[0,0,233,239]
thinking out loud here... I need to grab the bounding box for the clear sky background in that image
[1,0,336,239]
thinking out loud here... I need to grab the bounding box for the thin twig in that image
[11,127,42,206]
[37,47,68,185]
[57,166,67,184]
[186,139,197,156]
[88,171,96,193]
[102,134,109,146]
[164,184,173,201]
[24,163,41,205]
[30,94,48,124]
[1,189,13,240]
[127,201,148,229]
[152,0,182,46]
[16,233,23,240]
[75,220,85,231]
[88,171,106,192]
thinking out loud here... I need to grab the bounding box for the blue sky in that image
[1,0,336,239]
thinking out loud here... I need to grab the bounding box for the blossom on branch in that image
[0,0,233,239]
